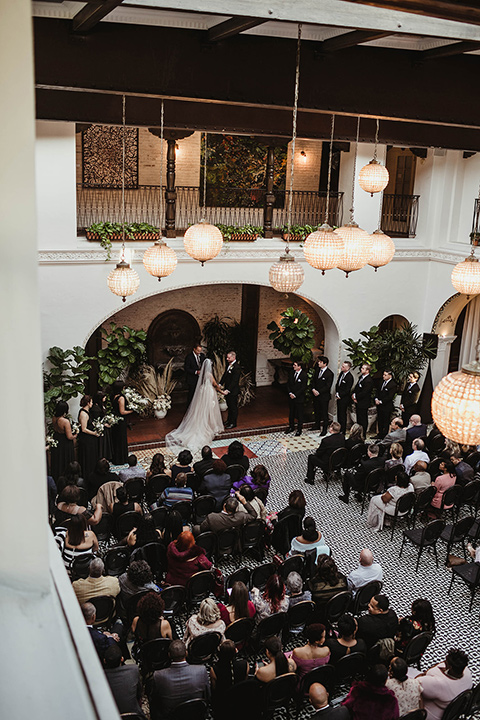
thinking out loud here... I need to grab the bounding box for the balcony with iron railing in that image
[381,194,419,238]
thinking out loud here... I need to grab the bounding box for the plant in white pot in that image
[153,394,172,419]
[128,358,177,419]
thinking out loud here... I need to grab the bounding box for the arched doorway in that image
[147,309,201,367]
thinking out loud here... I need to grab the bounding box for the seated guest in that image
[125,516,161,548]
[193,445,214,479]
[286,571,312,607]
[366,471,414,532]
[380,418,406,447]
[395,598,435,654]
[255,636,296,683]
[146,452,170,480]
[132,591,172,653]
[103,644,146,718]
[217,580,256,627]
[292,624,330,682]
[309,555,348,612]
[326,613,367,663]
[152,639,210,718]
[431,459,457,510]
[210,640,248,716]
[72,557,120,605]
[251,573,289,621]
[357,594,398,649]
[339,444,384,504]
[57,461,85,495]
[345,423,365,451]
[54,513,98,569]
[347,549,383,593]
[221,440,250,472]
[81,602,120,662]
[385,443,404,470]
[450,453,474,486]
[288,516,330,558]
[237,483,267,520]
[118,454,146,483]
[410,461,432,495]
[309,683,350,719]
[405,414,427,448]
[197,494,256,535]
[386,657,422,717]
[305,421,345,485]
[233,464,271,496]
[417,648,472,720]
[110,485,142,519]
[87,458,119,500]
[183,597,226,648]
[118,560,160,603]
[55,484,102,526]
[404,438,430,475]
[161,509,185,546]
[170,449,193,481]
[342,663,399,720]
[160,471,194,508]
[200,459,232,511]
[166,530,212,586]
[275,489,307,523]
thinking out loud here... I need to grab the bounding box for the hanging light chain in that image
[202,132,208,217]
[159,99,164,232]
[373,118,380,162]
[324,113,335,225]
[286,22,302,247]
[121,94,126,257]
[349,116,361,223]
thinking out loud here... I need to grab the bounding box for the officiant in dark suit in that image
[220,351,241,428]
[184,344,205,406]
[286,361,307,436]
[312,355,334,435]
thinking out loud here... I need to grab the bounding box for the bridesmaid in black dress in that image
[77,395,100,480]
[50,400,75,482]
[110,381,133,465]
[91,390,113,461]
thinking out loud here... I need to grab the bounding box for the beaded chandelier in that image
[359,119,389,196]
[432,358,480,445]
[451,251,480,297]
[368,229,395,271]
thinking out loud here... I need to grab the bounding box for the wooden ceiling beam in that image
[422,39,480,59]
[72,0,125,33]
[208,16,266,42]
[320,29,392,52]
[342,1,480,26]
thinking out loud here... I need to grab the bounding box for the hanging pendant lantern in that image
[432,359,480,445]
[143,238,177,280]
[107,259,140,302]
[269,248,304,293]
[304,222,344,274]
[451,254,480,297]
[368,229,395,271]
[359,159,389,196]
[335,222,373,277]
[184,219,223,266]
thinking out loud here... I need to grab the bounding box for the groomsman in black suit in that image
[400,371,421,426]
[335,361,354,434]
[286,361,308,436]
[312,355,334,435]
[375,369,398,437]
[184,344,205,406]
[220,351,241,428]
[352,363,374,436]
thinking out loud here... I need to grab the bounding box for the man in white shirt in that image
[347,549,383,594]
[404,438,430,475]
[118,454,146,482]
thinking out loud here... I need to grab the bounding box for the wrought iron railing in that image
[381,194,419,238]
[471,198,480,243]
[76,184,344,235]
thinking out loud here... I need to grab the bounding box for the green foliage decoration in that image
[202,315,236,359]
[282,224,320,240]
[97,323,147,386]
[43,346,93,418]
[86,222,160,259]
[267,307,316,365]
[215,224,263,241]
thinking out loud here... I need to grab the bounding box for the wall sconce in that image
[300,150,307,162]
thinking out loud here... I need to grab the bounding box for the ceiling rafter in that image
[72,0,125,33]
[342,1,480,26]
[208,16,267,42]
[319,29,393,52]
[422,39,480,59]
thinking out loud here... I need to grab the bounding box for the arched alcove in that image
[378,314,409,332]
[147,309,201,367]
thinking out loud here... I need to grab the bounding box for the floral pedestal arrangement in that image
[153,394,172,419]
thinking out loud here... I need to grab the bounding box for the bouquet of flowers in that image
[46,435,58,449]
[71,421,80,436]
[153,394,172,413]
[103,412,123,427]
[92,419,105,436]
[124,387,150,415]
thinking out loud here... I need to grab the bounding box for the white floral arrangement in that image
[92,419,105,436]
[153,394,172,412]
[71,421,80,436]
[92,414,124,436]
[46,435,58,449]
[124,387,150,415]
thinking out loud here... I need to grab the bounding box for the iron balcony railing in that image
[471,198,480,244]
[76,184,343,235]
[381,194,420,238]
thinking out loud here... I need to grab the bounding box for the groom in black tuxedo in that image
[220,351,241,428]
[184,344,205,406]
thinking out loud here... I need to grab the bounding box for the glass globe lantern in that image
[451,254,480,297]
[368,229,395,271]
[184,219,223,265]
[334,222,373,277]
[107,259,140,302]
[432,359,480,445]
[359,159,389,196]
[269,249,304,292]
[303,223,344,274]
[143,239,177,281]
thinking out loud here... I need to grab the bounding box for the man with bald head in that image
[309,683,350,719]
[347,549,383,594]
[405,414,427,448]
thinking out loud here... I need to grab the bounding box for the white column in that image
[431,335,456,388]
[0,0,50,590]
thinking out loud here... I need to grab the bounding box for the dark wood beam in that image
[208,16,266,42]
[320,29,392,52]
[422,40,480,60]
[72,0,124,33]
[341,1,480,26]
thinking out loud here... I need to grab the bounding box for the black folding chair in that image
[170,699,207,720]
[225,567,251,593]
[326,447,348,490]
[271,514,302,556]
[104,547,130,576]
[440,484,464,523]
[324,591,353,627]
[398,710,426,720]
[225,617,255,653]
[185,471,202,495]
[187,631,222,664]
[220,679,263,720]
[254,612,288,661]
[125,590,149,626]
[384,463,405,489]
[286,600,315,639]
[390,492,416,540]
[150,506,169,531]
[333,651,366,691]
[115,510,140,540]
[441,689,472,720]
[185,570,216,609]
[250,562,277,591]
[92,512,113,542]
[89,595,116,627]
[361,468,385,513]
[465,451,480,469]
[400,519,445,572]
[401,631,434,669]
[448,560,480,611]
[295,665,335,719]
[139,541,167,583]
[440,516,475,564]
[226,464,247,485]
[147,474,171,502]
[467,681,480,717]
[125,478,145,503]
[352,580,383,616]
[193,495,216,525]
[263,673,296,720]
[216,528,238,561]
[278,555,305,582]
[412,486,436,527]
[241,519,265,560]
[171,499,192,523]
[195,531,217,561]
[347,443,367,468]
[161,585,185,618]
[138,637,171,674]
[70,555,94,580]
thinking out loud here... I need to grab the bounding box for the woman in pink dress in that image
[292,623,331,684]
[417,648,472,720]
[431,460,456,510]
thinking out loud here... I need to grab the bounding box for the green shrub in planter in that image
[215,224,263,241]
[85,221,160,259]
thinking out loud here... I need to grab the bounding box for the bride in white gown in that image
[165,358,224,453]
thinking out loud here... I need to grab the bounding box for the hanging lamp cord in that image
[324,113,335,225]
[373,118,379,162]
[159,99,164,235]
[286,22,302,253]
[121,94,126,258]
[349,116,361,223]
[202,131,208,218]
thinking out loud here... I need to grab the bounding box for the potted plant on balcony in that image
[216,224,263,241]
[282,224,319,241]
[85,221,160,259]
